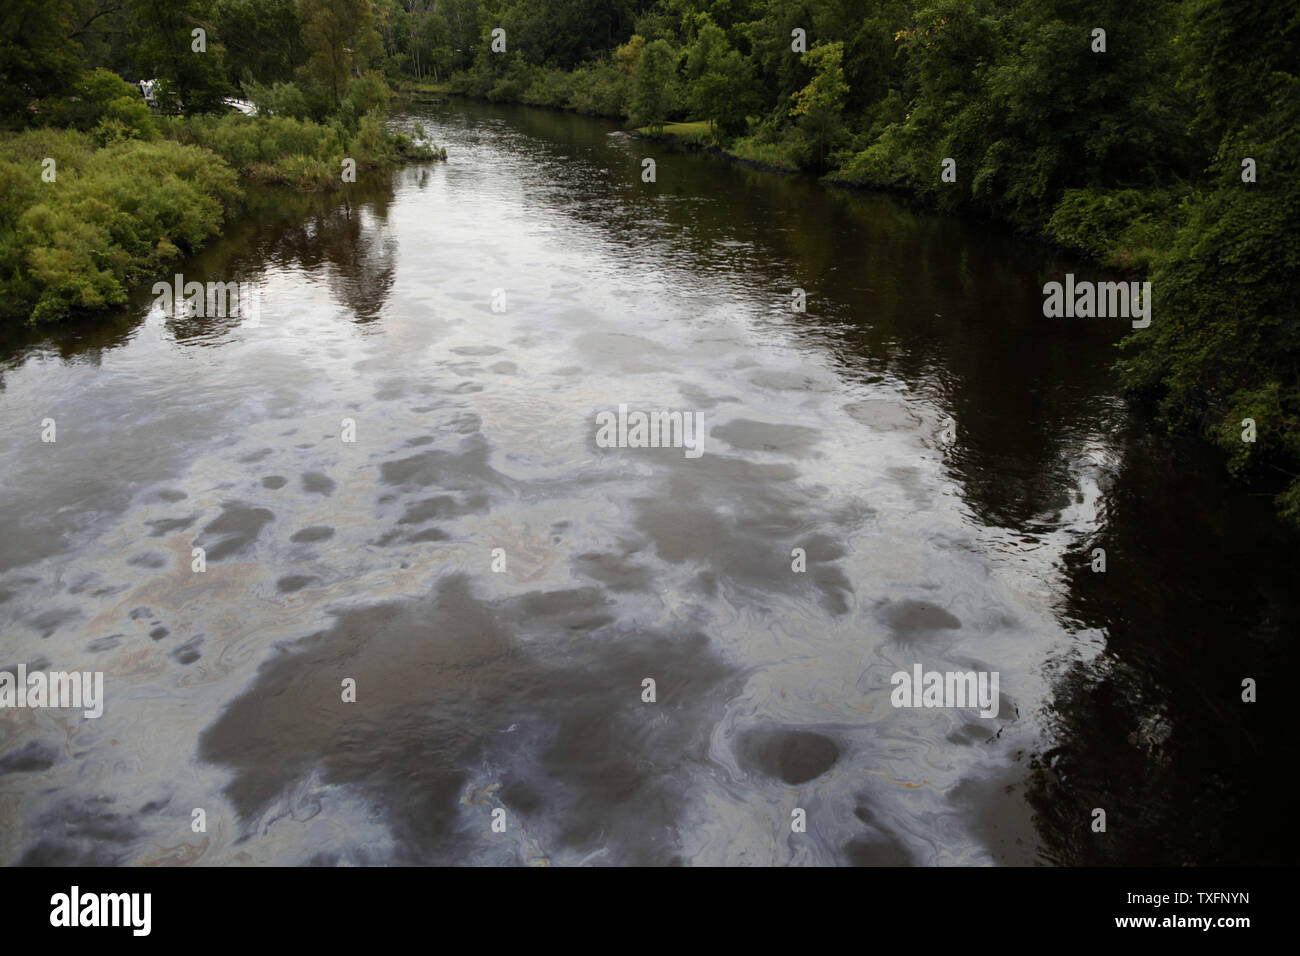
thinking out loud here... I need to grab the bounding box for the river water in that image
[1,99,1296,866]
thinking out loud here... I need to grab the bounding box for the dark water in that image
[1,99,1295,866]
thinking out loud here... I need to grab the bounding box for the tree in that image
[789,40,847,168]
[629,37,675,134]
[130,0,232,113]
[1118,0,1300,522]
[499,0,638,70]
[213,0,304,87]
[297,0,383,107]
[0,0,83,125]
[684,18,755,135]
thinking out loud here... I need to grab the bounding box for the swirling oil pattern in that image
[1,100,1296,867]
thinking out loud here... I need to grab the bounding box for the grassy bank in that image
[633,121,802,174]
[393,80,454,104]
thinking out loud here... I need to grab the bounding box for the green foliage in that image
[341,71,392,132]
[214,0,304,86]
[565,59,627,116]
[296,0,382,107]
[129,0,232,114]
[629,38,677,133]
[489,0,638,70]
[44,69,158,141]
[0,0,84,125]
[1046,187,1188,272]
[1118,69,1300,513]
[162,113,342,173]
[521,67,578,108]
[487,57,532,103]
[243,80,312,119]
[159,106,440,187]
[684,19,756,136]
[4,0,1297,521]
[726,132,801,172]
[789,41,849,168]
[384,0,480,82]
[0,130,240,323]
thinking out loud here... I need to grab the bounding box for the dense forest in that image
[2,0,1298,521]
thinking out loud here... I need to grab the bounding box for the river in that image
[1,99,1295,866]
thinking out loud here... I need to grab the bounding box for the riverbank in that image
[630,122,800,176]
[160,113,443,190]
[451,70,1169,276]
[631,121,1174,279]
[442,60,1300,528]
[1,78,445,327]
[393,80,453,105]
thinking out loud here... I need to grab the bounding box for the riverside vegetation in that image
[2,0,1297,521]
[440,0,1299,527]
[1,1,444,326]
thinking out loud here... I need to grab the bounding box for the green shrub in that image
[345,72,391,119]
[161,114,341,176]
[243,80,311,119]
[728,130,802,172]
[0,132,240,323]
[522,69,576,108]
[1046,188,1188,272]
[566,61,627,117]
[488,73,528,103]
[1118,72,1300,517]
[44,69,156,140]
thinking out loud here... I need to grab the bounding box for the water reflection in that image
[0,99,1295,867]
[1029,425,1300,865]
